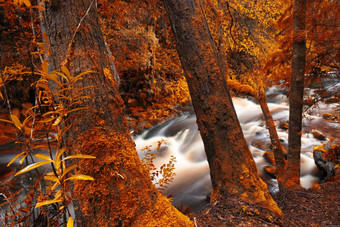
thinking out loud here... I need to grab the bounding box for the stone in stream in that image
[251,140,270,151]
[263,151,276,166]
[313,142,340,182]
[279,121,289,130]
[322,113,337,120]
[312,129,327,141]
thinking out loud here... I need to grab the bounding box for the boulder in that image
[312,129,326,141]
[263,151,276,166]
[313,142,340,183]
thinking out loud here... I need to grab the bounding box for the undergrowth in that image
[141,139,177,191]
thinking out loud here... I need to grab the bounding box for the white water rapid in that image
[134,93,339,212]
[0,88,338,213]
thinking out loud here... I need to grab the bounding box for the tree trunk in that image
[286,0,307,189]
[226,80,288,190]
[257,92,287,189]
[163,0,282,217]
[44,0,192,226]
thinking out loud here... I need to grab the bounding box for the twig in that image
[225,1,237,44]
[70,0,95,44]
[0,72,20,141]
[63,0,95,66]
[30,9,44,63]
[194,217,198,227]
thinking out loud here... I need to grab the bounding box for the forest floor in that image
[195,180,340,226]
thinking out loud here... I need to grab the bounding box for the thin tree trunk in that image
[286,0,307,189]
[163,0,282,217]
[257,92,287,189]
[227,80,288,190]
[44,0,192,225]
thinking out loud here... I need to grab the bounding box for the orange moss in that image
[133,195,193,226]
[72,123,192,226]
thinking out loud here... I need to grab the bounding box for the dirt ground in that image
[195,180,340,226]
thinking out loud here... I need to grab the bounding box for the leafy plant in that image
[141,139,177,191]
[0,61,96,226]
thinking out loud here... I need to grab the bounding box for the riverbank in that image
[195,180,340,226]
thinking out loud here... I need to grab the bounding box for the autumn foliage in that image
[0,0,338,226]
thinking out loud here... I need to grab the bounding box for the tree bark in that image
[44,0,192,225]
[163,0,282,217]
[257,92,287,189]
[286,0,307,189]
[224,79,288,190]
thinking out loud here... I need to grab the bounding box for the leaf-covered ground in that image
[195,180,340,226]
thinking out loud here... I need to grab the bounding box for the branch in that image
[62,0,95,66]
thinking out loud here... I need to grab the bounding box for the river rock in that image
[313,142,340,182]
[279,121,289,130]
[322,113,336,120]
[263,151,276,166]
[251,140,269,151]
[312,129,326,141]
[263,166,276,178]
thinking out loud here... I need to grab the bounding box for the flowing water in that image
[0,89,339,212]
[134,92,339,211]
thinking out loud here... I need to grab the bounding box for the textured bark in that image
[286,0,307,189]
[226,80,288,190]
[163,0,282,217]
[257,92,287,189]
[44,0,192,226]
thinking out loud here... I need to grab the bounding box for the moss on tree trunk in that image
[44,0,192,225]
[163,0,282,218]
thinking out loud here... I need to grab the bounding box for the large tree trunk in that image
[163,0,282,217]
[286,0,307,189]
[44,0,192,226]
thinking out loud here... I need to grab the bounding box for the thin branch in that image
[63,0,95,66]
[225,1,237,44]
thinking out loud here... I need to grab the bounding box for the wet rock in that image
[263,151,276,166]
[312,129,326,141]
[263,166,276,178]
[322,113,337,120]
[279,121,289,130]
[313,142,340,182]
[251,140,269,151]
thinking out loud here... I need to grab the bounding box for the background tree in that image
[266,0,339,107]
[43,0,192,225]
[97,0,191,130]
[285,0,307,189]
[203,0,338,191]
[163,0,283,218]
[182,0,288,190]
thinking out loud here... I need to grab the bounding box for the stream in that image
[134,90,339,211]
[0,88,339,213]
